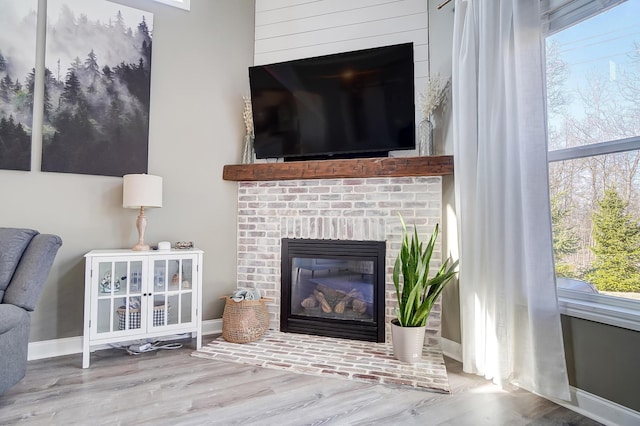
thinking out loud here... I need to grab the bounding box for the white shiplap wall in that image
[254,0,429,141]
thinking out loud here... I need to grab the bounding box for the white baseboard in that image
[549,387,640,426]
[440,337,462,362]
[27,336,83,361]
[27,319,223,361]
[202,318,222,335]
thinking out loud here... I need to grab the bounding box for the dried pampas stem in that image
[242,95,254,135]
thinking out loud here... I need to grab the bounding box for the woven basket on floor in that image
[221,297,271,343]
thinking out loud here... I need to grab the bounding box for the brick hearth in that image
[193,330,450,393]
[235,175,443,344]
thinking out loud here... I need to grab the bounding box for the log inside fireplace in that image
[280,239,385,342]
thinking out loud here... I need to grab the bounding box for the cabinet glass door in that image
[95,260,143,334]
[151,257,194,329]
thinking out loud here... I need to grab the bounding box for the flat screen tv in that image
[248,43,415,161]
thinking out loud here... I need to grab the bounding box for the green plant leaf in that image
[391,214,458,329]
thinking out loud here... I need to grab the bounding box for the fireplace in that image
[233,175,445,346]
[281,239,385,342]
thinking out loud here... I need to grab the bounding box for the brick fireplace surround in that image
[226,156,453,345]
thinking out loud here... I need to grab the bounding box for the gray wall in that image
[562,316,640,412]
[0,0,255,341]
[427,0,639,413]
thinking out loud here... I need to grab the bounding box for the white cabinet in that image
[83,249,203,368]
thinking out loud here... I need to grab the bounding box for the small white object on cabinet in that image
[83,248,203,368]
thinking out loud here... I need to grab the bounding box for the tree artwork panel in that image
[42,0,153,177]
[0,0,38,171]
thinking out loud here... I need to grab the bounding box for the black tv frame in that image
[249,43,415,161]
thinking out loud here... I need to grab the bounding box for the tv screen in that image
[249,43,415,161]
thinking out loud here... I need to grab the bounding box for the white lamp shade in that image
[122,174,163,208]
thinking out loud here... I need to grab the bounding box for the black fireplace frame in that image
[281,239,385,342]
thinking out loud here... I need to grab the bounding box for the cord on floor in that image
[126,341,183,355]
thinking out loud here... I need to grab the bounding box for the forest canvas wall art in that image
[42,0,153,177]
[0,0,38,171]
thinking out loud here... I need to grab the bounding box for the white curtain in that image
[452,0,570,400]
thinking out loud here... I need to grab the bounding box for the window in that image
[544,0,640,330]
[149,0,190,11]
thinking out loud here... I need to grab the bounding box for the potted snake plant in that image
[391,215,458,363]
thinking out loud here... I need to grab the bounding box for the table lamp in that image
[122,174,163,251]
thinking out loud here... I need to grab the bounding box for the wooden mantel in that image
[222,155,453,181]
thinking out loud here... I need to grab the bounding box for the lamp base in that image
[132,243,150,251]
[132,206,151,251]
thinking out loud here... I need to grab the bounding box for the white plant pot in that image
[390,319,426,363]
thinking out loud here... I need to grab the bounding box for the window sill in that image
[558,289,640,332]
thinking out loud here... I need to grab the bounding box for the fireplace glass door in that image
[292,257,374,321]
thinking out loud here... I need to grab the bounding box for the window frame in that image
[544,0,640,331]
[548,136,640,162]
[558,288,640,331]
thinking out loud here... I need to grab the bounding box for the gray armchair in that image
[0,228,62,395]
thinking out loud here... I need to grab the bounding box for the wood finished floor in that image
[0,337,601,426]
